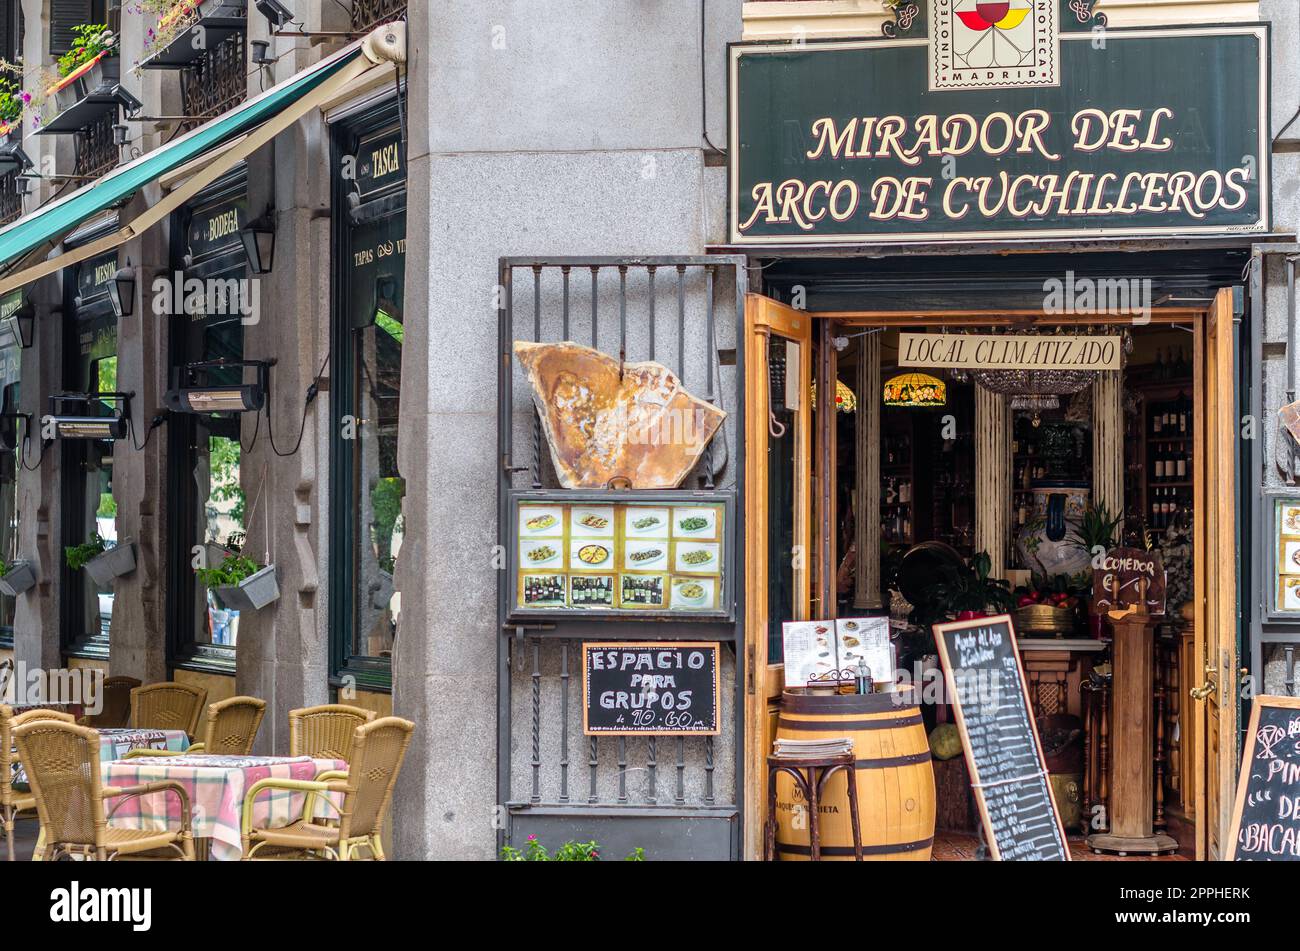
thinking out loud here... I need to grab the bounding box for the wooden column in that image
[855,333,881,608]
[1086,613,1179,855]
[1092,373,1123,524]
[974,386,1011,577]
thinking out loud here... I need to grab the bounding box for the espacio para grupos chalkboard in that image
[582,642,720,736]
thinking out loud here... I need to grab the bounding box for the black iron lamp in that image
[250,39,275,66]
[0,300,35,350]
[239,211,276,274]
[254,0,294,29]
[0,142,33,176]
[165,360,271,415]
[112,123,130,146]
[107,260,136,319]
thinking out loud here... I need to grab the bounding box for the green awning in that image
[0,23,405,293]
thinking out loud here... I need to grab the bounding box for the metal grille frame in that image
[497,255,749,860]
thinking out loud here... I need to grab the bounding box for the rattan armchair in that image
[125,696,267,759]
[81,676,141,729]
[13,719,195,861]
[2,706,75,861]
[241,716,414,860]
[130,682,208,739]
[288,704,377,761]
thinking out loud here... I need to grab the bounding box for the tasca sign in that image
[898,332,1121,371]
[728,13,1269,245]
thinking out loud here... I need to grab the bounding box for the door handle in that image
[1190,680,1217,701]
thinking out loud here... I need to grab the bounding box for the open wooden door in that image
[743,293,814,860]
[1191,287,1239,860]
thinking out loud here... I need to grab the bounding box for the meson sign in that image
[729,25,1269,245]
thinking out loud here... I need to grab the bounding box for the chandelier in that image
[884,372,946,407]
[970,327,1131,416]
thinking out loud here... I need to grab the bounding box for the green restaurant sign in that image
[728,17,1269,246]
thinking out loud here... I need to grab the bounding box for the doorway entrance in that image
[743,289,1240,861]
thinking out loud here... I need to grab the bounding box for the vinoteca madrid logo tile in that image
[930,0,1058,91]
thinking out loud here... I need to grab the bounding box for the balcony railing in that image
[0,173,21,226]
[74,112,121,179]
[180,32,247,130]
[351,0,407,33]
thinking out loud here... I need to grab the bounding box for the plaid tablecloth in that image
[10,727,189,788]
[103,755,346,861]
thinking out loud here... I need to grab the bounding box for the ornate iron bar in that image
[180,33,247,131]
[351,0,407,33]
[0,173,21,226]
[74,112,119,179]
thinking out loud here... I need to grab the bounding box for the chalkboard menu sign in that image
[934,615,1071,861]
[1228,696,1300,860]
[582,642,720,736]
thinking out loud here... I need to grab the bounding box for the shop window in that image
[330,104,406,690]
[0,384,19,650]
[61,253,120,657]
[167,176,249,669]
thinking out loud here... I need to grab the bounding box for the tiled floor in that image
[933,831,1191,861]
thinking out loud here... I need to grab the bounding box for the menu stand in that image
[1085,592,1178,856]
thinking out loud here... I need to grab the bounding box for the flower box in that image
[0,561,37,597]
[40,54,141,135]
[85,540,137,586]
[139,0,247,70]
[214,563,280,613]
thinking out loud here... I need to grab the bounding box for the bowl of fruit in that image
[1012,588,1080,637]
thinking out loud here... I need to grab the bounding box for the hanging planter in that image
[137,0,248,71]
[0,560,37,597]
[38,26,140,135]
[196,554,280,613]
[85,540,137,586]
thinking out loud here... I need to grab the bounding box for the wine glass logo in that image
[954,0,1033,68]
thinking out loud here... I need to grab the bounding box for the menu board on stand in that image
[933,614,1071,861]
[1227,695,1300,860]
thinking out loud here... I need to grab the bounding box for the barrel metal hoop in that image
[776,713,925,732]
[854,751,932,769]
[775,837,934,857]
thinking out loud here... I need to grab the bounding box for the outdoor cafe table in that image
[102,754,347,861]
[10,726,190,788]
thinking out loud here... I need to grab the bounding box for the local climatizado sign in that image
[898,332,1122,371]
[728,9,1269,245]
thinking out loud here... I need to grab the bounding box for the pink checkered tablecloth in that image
[102,755,346,861]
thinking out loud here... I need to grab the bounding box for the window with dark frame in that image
[330,101,406,692]
[60,252,120,657]
[167,173,249,671]
[0,289,21,651]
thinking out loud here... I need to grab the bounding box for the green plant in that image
[1074,503,1122,560]
[65,534,108,571]
[0,559,10,578]
[0,78,21,124]
[57,24,114,78]
[500,835,645,862]
[928,551,1015,617]
[195,553,260,589]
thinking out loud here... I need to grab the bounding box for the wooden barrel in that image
[774,686,935,860]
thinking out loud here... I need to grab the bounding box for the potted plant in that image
[48,25,119,116]
[136,0,247,71]
[66,533,137,585]
[0,558,37,597]
[196,553,280,613]
[1074,502,1123,638]
[0,77,23,139]
[929,551,1015,621]
[500,834,645,861]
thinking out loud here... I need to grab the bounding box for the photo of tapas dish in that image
[570,506,615,537]
[674,542,720,573]
[575,542,612,568]
[1284,576,1300,610]
[625,508,670,538]
[624,543,667,571]
[672,507,719,538]
[670,577,715,610]
[519,506,563,537]
[1284,504,1300,534]
[524,543,562,568]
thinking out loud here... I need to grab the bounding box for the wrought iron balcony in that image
[351,0,407,33]
[180,32,248,131]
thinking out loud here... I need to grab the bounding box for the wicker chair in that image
[2,707,76,861]
[81,676,141,729]
[125,696,267,758]
[13,719,195,861]
[130,682,208,739]
[288,704,378,762]
[241,716,414,860]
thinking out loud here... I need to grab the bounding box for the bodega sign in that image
[728,22,1269,245]
[898,332,1121,371]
